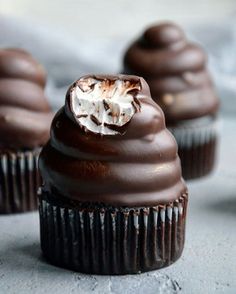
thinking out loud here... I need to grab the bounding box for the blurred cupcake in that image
[0,48,53,213]
[124,22,220,180]
[39,74,188,274]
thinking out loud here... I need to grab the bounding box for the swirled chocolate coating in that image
[39,75,187,207]
[0,48,53,150]
[124,23,219,122]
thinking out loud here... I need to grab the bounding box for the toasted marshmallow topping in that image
[70,77,141,135]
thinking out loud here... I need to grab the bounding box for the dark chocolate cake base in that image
[0,149,41,214]
[39,190,188,275]
[169,117,218,180]
[178,137,217,180]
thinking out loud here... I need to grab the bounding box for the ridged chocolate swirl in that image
[0,48,53,150]
[124,23,219,123]
[39,75,187,207]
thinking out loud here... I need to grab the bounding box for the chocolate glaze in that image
[0,48,53,150]
[39,74,187,207]
[0,48,46,87]
[124,22,219,122]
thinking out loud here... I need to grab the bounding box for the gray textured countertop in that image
[0,117,236,294]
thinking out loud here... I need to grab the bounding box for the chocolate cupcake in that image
[124,22,220,180]
[39,74,188,274]
[0,48,53,213]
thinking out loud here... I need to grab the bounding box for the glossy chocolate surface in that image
[0,48,53,150]
[124,23,219,122]
[39,75,187,207]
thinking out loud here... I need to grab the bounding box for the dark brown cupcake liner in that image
[169,118,219,180]
[0,149,41,214]
[39,190,188,275]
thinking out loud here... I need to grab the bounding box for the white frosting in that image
[71,77,141,135]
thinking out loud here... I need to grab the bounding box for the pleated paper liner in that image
[0,149,41,214]
[39,190,188,275]
[168,117,219,180]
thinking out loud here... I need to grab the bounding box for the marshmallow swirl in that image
[39,75,187,207]
[124,23,219,122]
[0,48,53,150]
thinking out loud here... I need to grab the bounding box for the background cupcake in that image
[123,22,220,180]
[39,74,188,274]
[0,48,53,213]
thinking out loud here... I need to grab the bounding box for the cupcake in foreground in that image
[0,48,53,213]
[39,74,188,274]
[123,22,220,180]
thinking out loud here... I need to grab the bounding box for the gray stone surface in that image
[0,117,236,294]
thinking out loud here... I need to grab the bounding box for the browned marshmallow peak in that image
[124,22,219,122]
[0,48,53,150]
[39,74,187,207]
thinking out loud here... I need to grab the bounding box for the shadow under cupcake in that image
[0,48,53,213]
[38,74,188,274]
[123,22,220,180]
